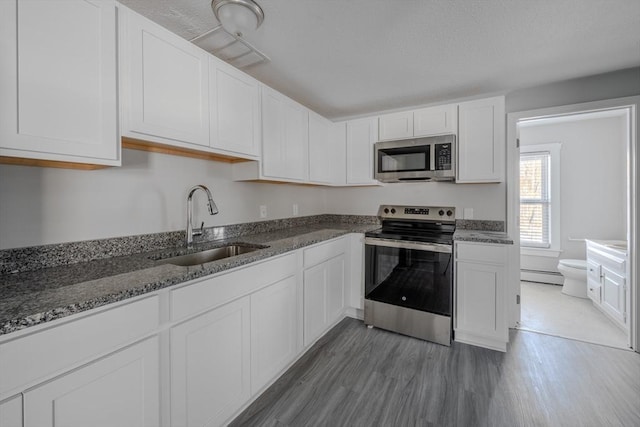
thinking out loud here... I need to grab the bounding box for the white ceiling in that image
[119,0,640,120]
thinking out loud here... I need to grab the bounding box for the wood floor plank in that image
[230,318,640,427]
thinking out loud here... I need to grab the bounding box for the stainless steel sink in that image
[159,244,262,267]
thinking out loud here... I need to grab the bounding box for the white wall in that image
[0,149,327,249]
[519,113,627,272]
[326,181,506,220]
[506,67,640,113]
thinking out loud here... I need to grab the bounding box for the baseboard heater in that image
[520,269,563,285]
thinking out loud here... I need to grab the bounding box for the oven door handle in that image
[364,237,452,254]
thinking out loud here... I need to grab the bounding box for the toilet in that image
[557,259,588,298]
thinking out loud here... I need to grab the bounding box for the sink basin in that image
[159,244,262,267]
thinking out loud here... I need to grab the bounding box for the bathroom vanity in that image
[586,239,629,332]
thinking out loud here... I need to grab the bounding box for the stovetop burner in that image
[365,204,456,244]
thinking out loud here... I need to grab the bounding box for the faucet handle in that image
[193,221,204,237]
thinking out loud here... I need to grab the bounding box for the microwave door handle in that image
[364,237,452,254]
[430,143,435,172]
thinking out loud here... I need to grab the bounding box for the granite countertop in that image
[0,216,512,336]
[453,229,514,245]
[0,222,378,336]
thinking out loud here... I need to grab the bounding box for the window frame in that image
[519,142,561,252]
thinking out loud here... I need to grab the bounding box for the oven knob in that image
[439,210,444,216]
[402,296,407,301]
[447,210,453,216]
[390,208,396,214]
[384,208,389,214]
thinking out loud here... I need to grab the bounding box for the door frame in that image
[506,96,639,351]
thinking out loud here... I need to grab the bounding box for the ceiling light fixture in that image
[211,0,264,37]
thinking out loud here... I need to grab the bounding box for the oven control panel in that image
[378,205,455,222]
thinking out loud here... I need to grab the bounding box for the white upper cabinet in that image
[378,111,413,141]
[346,117,378,184]
[329,121,347,185]
[119,5,210,148]
[413,104,457,137]
[378,104,457,141]
[261,86,309,181]
[457,96,505,183]
[210,58,260,158]
[309,111,334,184]
[0,0,119,166]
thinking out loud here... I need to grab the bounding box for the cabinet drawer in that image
[0,295,159,396]
[586,260,601,283]
[456,242,506,264]
[587,279,601,304]
[171,253,297,321]
[303,237,347,268]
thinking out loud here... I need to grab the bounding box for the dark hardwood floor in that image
[230,317,640,427]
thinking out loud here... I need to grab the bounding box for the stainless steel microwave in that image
[374,134,456,182]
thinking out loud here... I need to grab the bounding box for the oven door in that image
[364,237,452,316]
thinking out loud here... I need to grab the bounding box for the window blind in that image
[520,152,551,248]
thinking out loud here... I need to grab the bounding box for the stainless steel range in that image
[364,205,455,346]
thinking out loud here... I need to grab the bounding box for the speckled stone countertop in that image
[453,229,514,245]
[453,219,513,244]
[0,220,378,336]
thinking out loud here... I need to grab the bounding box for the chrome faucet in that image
[186,185,219,247]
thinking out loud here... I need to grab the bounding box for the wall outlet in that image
[259,205,267,219]
[293,204,299,216]
[463,208,474,219]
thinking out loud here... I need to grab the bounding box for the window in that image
[520,151,551,247]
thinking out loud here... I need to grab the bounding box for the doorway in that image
[506,97,639,351]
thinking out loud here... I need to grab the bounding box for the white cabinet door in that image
[0,395,22,427]
[601,267,626,327]
[0,0,119,165]
[346,117,378,184]
[303,253,346,347]
[121,6,209,148]
[456,262,505,340]
[210,59,260,157]
[329,121,347,185]
[455,242,508,351]
[303,262,328,347]
[170,297,251,427]
[309,111,334,184]
[348,233,365,310]
[326,255,346,325]
[261,86,309,181]
[24,337,160,427]
[457,96,505,183]
[378,111,413,141]
[250,275,298,395]
[414,104,457,137]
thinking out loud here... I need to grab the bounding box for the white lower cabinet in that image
[454,242,508,352]
[250,275,299,395]
[0,394,22,427]
[601,267,626,326]
[303,238,347,347]
[0,238,355,427]
[586,240,628,331]
[170,297,251,427]
[24,337,160,427]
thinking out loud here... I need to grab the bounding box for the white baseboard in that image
[344,307,363,320]
[520,270,564,285]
